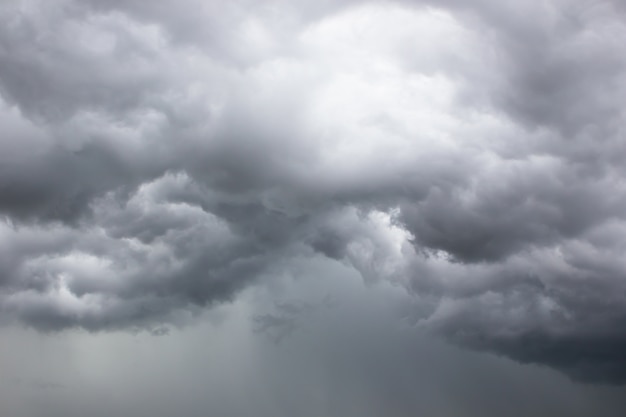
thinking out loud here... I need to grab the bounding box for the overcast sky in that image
[2,0,626,415]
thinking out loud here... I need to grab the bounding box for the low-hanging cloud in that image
[1,0,626,384]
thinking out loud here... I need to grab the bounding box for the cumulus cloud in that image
[1,0,626,384]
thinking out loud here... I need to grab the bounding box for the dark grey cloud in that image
[1,0,626,387]
[4,265,626,417]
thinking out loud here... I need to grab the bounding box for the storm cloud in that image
[2,0,626,387]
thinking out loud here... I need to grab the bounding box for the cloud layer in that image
[1,0,626,383]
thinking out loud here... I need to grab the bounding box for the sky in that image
[1,0,626,415]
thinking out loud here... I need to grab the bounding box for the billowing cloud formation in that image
[1,0,626,383]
